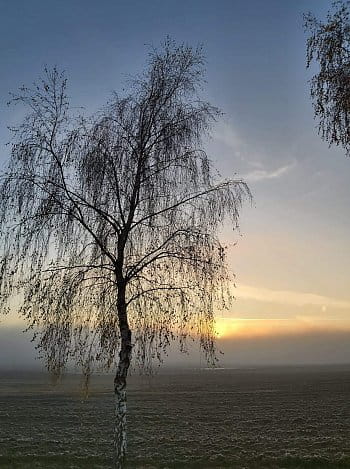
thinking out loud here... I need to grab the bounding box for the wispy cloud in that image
[213,122,295,182]
[242,161,295,182]
[236,284,350,310]
[213,121,243,154]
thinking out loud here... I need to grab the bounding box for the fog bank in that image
[0,326,349,372]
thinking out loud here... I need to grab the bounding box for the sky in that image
[0,0,349,369]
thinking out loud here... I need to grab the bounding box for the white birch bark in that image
[114,387,127,468]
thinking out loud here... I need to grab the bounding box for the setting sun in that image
[215,318,240,338]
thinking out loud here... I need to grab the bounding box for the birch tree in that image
[0,39,250,467]
[305,0,350,156]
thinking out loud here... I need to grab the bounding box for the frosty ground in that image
[0,365,349,468]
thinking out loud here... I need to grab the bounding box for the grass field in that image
[0,365,349,468]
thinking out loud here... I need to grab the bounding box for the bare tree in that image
[0,39,250,467]
[305,0,350,156]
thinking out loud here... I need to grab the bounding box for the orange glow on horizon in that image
[215,316,350,339]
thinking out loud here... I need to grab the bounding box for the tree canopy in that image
[0,39,250,466]
[305,0,350,156]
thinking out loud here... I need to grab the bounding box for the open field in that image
[0,365,350,468]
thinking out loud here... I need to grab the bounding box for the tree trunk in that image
[114,283,132,469]
[114,377,128,468]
